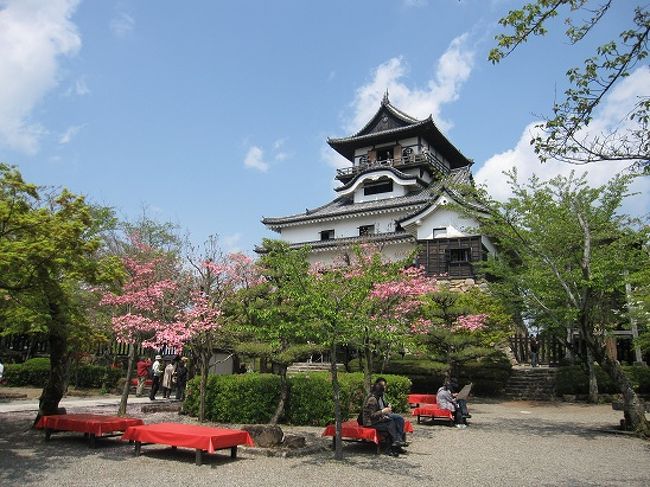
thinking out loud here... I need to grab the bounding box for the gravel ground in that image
[1,399,648,487]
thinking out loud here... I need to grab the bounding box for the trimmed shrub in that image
[73,365,122,389]
[184,372,412,426]
[4,357,50,386]
[4,358,121,389]
[556,365,650,395]
[380,353,512,396]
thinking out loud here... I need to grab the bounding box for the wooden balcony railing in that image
[336,151,448,178]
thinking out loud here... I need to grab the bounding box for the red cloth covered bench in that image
[412,405,454,424]
[407,394,437,407]
[122,423,254,466]
[322,419,414,454]
[35,413,144,447]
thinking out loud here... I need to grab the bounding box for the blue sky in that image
[0,0,647,253]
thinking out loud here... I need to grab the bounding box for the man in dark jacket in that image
[175,357,189,400]
[362,380,407,456]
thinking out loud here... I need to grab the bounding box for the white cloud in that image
[222,233,242,252]
[346,33,474,133]
[0,0,81,154]
[243,145,269,172]
[110,11,135,39]
[402,0,428,7]
[321,144,349,170]
[475,66,650,214]
[58,123,84,144]
[272,138,286,150]
[73,76,89,95]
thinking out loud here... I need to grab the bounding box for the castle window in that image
[320,229,335,241]
[376,147,393,161]
[449,248,471,263]
[364,178,393,196]
[359,225,375,237]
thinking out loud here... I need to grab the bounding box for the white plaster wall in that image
[411,207,482,240]
[306,242,416,266]
[353,178,407,203]
[279,212,409,244]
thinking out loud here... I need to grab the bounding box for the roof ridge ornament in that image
[382,89,390,105]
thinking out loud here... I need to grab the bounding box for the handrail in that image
[336,151,448,177]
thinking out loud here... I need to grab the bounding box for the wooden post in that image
[195,449,202,466]
[134,441,141,456]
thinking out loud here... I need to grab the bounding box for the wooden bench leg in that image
[171,446,177,450]
[195,449,202,466]
[45,429,52,441]
[332,436,336,450]
[89,433,96,449]
[230,446,237,459]
[417,415,421,424]
[135,441,141,456]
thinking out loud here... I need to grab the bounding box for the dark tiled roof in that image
[262,167,479,228]
[255,231,416,254]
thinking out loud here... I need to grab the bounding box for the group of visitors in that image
[135,354,189,401]
[362,376,472,456]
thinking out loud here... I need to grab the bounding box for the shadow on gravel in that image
[293,444,436,482]
[0,418,137,486]
[137,445,251,468]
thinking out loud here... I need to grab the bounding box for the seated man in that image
[374,377,408,443]
[436,381,468,428]
[362,380,407,456]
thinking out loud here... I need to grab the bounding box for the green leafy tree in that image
[0,164,120,418]
[490,1,649,171]
[474,170,649,434]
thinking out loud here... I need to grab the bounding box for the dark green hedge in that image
[4,358,122,389]
[378,353,512,396]
[555,365,650,395]
[184,372,412,426]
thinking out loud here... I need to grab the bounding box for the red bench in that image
[412,404,455,424]
[322,419,414,454]
[35,413,144,447]
[122,423,254,466]
[407,393,437,407]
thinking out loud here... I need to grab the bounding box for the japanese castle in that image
[261,93,495,279]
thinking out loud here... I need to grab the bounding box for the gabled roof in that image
[262,167,478,230]
[333,166,428,193]
[326,94,472,168]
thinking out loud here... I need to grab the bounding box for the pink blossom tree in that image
[145,241,262,421]
[100,236,180,416]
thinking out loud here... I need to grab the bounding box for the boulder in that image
[282,434,306,449]
[242,425,284,448]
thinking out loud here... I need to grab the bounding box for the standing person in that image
[175,357,189,401]
[437,382,466,428]
[135,356,151,397]
[362,381,407,456]
[162,360,175,399]
[0,357,4,383]
[529,334,539,368]
[149,354,163,400]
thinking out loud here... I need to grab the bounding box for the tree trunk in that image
[38,326,68,418]
[118,343,135,416]
[199,353,209,422]
[270,365,288,425]
[585,348,599,404]
[362,338,373,395]
[597,352,650,436]
[330,342,343,460]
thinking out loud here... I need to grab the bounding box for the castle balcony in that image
[335,151,448,181]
